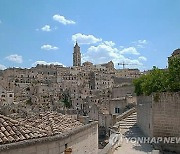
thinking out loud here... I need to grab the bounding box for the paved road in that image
[113,125,154,154]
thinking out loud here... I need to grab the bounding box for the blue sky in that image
[0,0,179,71]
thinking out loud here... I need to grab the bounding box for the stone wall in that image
[137,92,180,152]
[152,92,180,137]
[113,77,133,85]
[109,98,126,115]
[0,122,98,154]
[137,95,152,137]
[112,85,134,98]
[116,107,136,123]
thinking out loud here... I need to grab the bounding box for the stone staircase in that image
[112,110,156,154]
[114,110,144,137]
[118,112,137,130]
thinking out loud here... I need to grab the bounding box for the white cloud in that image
[82,42,143,68]
[0,64,6,70]
[137,40,147,44]
[41,44,59,50]
[138,56,147,61]
[41,25,52,32]
[136,44,144,48]
[120,47,140,55]
[72,33,102,45]
[53,14,76,25]
[6,54,23,63]
[32,61,65,67]
[104,41,115,47]
[133,39,148,48]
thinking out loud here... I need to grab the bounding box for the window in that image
[9,94,13,97]
[115,107,120,114]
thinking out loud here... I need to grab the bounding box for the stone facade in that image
[115,68,141,78]
[137,95,153,137]
[137,92,180,152]
[112,84,135,98]
[0,43,141,144]
[108,98,126,115]
[0,84,14,106]
[73,42,81,67]
[168,48,180,67]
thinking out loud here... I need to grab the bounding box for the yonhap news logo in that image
[109,133,122,145]
[109,133,180,145]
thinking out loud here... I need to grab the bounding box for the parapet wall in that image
[152,92,180,137]
[137,95,152,137]
[137,92,180,152]
[0,121,98,154]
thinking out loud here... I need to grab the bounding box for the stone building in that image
[0,84,14,106]
[115,68,141,78]
[169,48,180,58]
[0,112,98,154]
[108,97,127,115]
[73,42,81,67]
[112,84,135,98]
[0,43,142,145]
[168,48,180,67]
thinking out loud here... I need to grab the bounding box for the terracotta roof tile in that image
[0,114,48,145]
[20,112,83,135]
[0,112,83,145]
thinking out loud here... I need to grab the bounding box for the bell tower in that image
[73,42,81,66]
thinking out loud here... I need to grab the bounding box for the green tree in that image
[168,57,180,92]
[133,74,146,96]
[62,92,72,108]
[134,67,168,96]
[26,98,33,105]
[133,57,180,96]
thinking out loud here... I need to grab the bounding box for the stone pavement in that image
[113,125,154,154]
[113,112,157,154]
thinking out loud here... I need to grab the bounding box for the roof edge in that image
[0,121,98,151]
